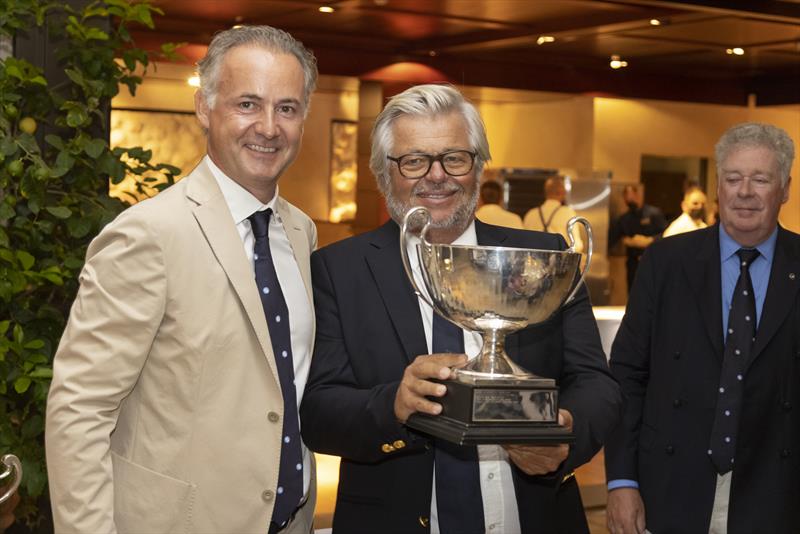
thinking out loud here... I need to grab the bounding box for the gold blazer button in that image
[393,440,406,449]
[381,443,395,453]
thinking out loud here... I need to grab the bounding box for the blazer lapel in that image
[365,221,428,363]
[747,227,800,370]
[185,162,280,385]
[683,227,724,362]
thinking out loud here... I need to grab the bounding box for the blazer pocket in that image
[112,452,197,534]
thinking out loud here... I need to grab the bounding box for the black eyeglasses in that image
[387,150,477,179]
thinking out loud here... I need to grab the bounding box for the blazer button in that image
[780,449,791,458]
[262,490,274,502]
[672,399,682,408]
[268,412,280,423]
[665,445,675,455]
[418,516,430,527]
[783,401,793,411]
[381,443,395,453]
[393,440,406,449]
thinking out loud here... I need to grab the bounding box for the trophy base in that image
[405,377,575,446]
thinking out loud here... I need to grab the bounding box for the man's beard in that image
[385,179,479,234]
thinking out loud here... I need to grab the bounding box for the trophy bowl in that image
[400,206,592,444]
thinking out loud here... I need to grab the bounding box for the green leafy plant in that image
[0,0,181,528]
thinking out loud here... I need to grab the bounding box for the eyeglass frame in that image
[386,150,478,179]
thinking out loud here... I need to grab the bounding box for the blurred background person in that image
[610,184,667,291]
[663,185,708,237]
[524,176,583,252]
[475,180,523,229]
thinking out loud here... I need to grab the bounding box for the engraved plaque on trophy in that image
[400,206,593,445]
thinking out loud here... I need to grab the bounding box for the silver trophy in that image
[400,206,592,445]
[0,454,22,505]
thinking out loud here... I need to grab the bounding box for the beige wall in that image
[594,97,800,232]
[114,66,800,234]
[464,87,595,175]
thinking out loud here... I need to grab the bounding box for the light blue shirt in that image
[608,224,778,492]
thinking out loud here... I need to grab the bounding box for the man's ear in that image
[195,91,210,130]
[781,175,791,204]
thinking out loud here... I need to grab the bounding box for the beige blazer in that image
[45,160,317,534]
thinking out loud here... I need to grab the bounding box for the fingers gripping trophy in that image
[401,206,593,445]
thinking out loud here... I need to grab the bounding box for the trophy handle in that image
[400,206,437,310]
[0,454,22,505]
[563,216,593,304]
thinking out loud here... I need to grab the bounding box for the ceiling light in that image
[536,35,555,45]
[428,50,437,57]
[726,47,745,55]
[649,19,661,26]
[187,75,200,87]
[319,6,334,13]
[609,55,628,69]
[232,24,243,29]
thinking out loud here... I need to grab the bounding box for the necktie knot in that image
[736,248,759,270]
[249,208,272,239]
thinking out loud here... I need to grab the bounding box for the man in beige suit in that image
[46,26,318,534]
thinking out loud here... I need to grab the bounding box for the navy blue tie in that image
[432,313,485,534]
[249,209,303,527]
[709,248,759,474]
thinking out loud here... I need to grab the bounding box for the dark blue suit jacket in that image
[301,219,621,533]
[605,224,800,533]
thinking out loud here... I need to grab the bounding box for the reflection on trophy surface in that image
[401,205,593,444]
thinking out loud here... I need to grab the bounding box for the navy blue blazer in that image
[605,224,800,533]
[301,219,621,534]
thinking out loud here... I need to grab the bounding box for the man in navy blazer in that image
[300,84,621,533]
[605,122,799,534]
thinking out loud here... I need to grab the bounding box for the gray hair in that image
[715,122,795,187]
[369,84,491,196]
[197,25,318,114]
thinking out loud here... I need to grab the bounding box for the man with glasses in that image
[300,84,620,533]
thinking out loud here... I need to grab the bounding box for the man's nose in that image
[253,109,278,138]
[425,160,448,183]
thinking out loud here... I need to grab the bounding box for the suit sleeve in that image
[557,282,623,474]
[45,209,166,534]
[300,250,422,463]
[604,246,657,481]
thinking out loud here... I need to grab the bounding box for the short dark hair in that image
[480,181,502,204]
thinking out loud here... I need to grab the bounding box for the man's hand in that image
[394,353,467,423]
[0,489,19,533]
[503,409,572,476]
[622,234,654,249]
[606,487,646,534]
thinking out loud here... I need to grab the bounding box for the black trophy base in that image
[405,377,575,446]
[406,412,575,446]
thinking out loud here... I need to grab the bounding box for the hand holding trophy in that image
[400,205,592,445]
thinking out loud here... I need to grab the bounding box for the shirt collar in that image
[719,222,778,264]
[205,155,278,224]
[452,220,478,246]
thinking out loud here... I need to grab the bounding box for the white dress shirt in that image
[406,220,522,534]
[207,156,313,497]
[663,212,707,238]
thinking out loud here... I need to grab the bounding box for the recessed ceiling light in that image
[319,6,334,13]
[726,47,745,55]
[536,35,555,45]
[650,19,661,26]
[188,75,200,87]
[232,24,243,29]
[428,50,437,57]
[609,55,628,69]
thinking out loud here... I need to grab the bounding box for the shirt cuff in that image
[608,479,639,490]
